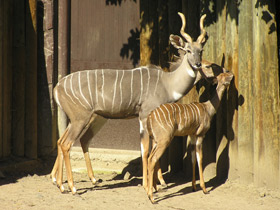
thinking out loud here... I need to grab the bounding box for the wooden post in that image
[2,0,13,158]
[25,0,37,159]
[237,0,254,184]
[0,1,3,158]
[57,0,70,137]
[12,0,26,157]
[252,0,279,189]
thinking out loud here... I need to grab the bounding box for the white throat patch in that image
[186,68,196,78]
[172,91,183,101]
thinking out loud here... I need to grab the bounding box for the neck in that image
[204,83,226,118]
[163,55,197,100]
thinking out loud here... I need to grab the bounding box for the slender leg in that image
[60,116,94,194]
[50,156,59,183]
[148,141,169,204]
[61,141,76,193]
[152,138,167,188]
[148,146,158,203]
[153,160,160,191]
[196,136,208,194]
[140,131,149,192]
[191,143,197,192]
[156,163,167,187]
[139,118,150,192]
[56,142,65,192]
[190,135,197,192]
[50,126,69,184]
[80,127,96,185]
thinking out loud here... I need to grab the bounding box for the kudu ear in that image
[169,34,186,50]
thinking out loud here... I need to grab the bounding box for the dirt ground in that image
[1,150,280,210]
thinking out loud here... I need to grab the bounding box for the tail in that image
[53,85,63,111]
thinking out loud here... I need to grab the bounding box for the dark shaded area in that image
[120,28,140,67]
[106,0,137,6]
[113,157,142,180]
[0,156,56,186]
[37,1,53,156]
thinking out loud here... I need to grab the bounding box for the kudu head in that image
[170,12,207,70]
[214,72,234,87]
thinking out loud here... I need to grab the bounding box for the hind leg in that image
[148,139,170,204]
[50,126,69,189]
[58,114,95,194]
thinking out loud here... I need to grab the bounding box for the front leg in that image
[80,128,97,185]
[140,131,149,192]
[196,136,208,194]
[139,118,151,192]
[190,135,197,192]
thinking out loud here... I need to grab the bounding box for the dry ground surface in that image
[0,148,280,210]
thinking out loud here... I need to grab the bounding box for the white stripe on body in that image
[183,105,189,126]
[119,70,124,111]
[153,111,168,132]
[79,72,92,109]
[169,104,176,124]
[127,70,134,108]
[145,68,150,100]
[138,68,143,104]
[112,71,119,112]
[95,71,99,106]
[71,74,87,109]
[188,104,196,123]
[87,71,93,108]
[155,109,167,131]
[101,69,106,108]
[190,104,198,123]
[64,75,77,105]
[192,103,201,122]
[153,70,161,96]
[162,104,174,129]
[158,106,173,130]
[173,103,182,127]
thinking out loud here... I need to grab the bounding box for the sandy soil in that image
[0,154,280,210]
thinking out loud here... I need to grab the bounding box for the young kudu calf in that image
[50,12,221,194]
[146,72,234,203]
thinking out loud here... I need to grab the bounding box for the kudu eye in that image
[186,49,192,54]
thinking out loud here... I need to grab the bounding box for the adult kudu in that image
[51,12,225,194]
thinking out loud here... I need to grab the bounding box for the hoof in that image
[192,185,197,192]
[71,187,77,195]
[59,185,65,193]
[161,183,168,189]
[52,177,57,185]
[148,195,157,204]
[91,177,97,185]
[203,189,209,194]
